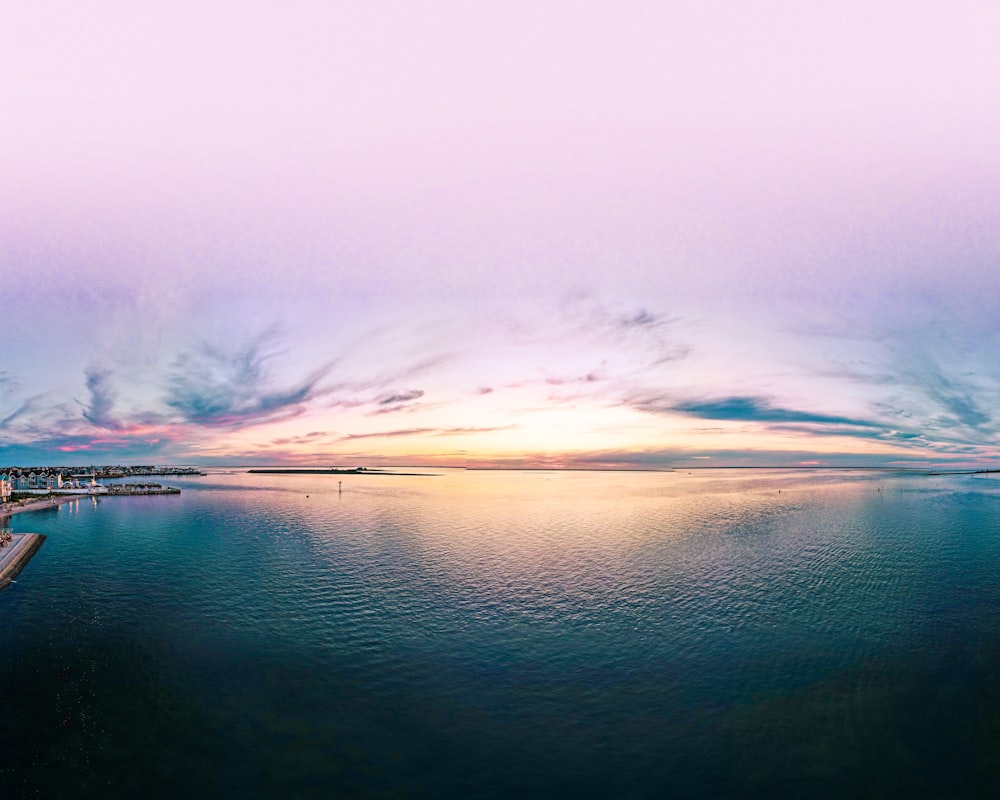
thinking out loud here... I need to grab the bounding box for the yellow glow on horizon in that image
[188,394,920,467]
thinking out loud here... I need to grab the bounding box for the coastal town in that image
[0,465,200,504]
[0,466,197,589]
[88,465,204,479]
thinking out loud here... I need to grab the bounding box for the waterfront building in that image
[2,469,64,493]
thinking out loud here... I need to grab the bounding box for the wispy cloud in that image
[664,395,882,428]
[793,307,1000,445]
[901,357,993,431]
[433,425,516,436]
[0,428,180,461]
[337,425,516,442]
[506,372,604,391]
[270,431,331,446]
[81,365,120,429]
[561,446,975,470]
[615,309,667,330]
[0,395,45,430]
[764,423,926,444]
[366,388,441,416]
[339,428,435,441]
[624,392,929,451]
[319,353,456,412]
[331,355,454,397]
[377,389,424,405]
[368,401,444,417]
[164,331,335,428]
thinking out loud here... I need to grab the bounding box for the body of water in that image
[3,468,1000,798]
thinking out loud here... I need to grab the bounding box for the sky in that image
[3,0,1000,468]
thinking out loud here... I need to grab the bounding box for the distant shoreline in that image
[247,468,437,476]
[240,464,990,474]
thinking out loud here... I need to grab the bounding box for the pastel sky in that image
[3,1,1000,468]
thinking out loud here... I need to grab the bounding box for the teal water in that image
[3,468,1000,798]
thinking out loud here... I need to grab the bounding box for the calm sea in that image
[3,468,1000,798]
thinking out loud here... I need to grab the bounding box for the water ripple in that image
[4,469,1000,797]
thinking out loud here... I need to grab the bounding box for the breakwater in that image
[106,484,181,495]
[247,468,436,476]
[0,533,45,589]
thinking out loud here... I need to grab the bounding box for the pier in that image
[0,533,45,590]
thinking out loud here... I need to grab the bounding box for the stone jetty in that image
[105,483,180,495]
[0,533,45,590]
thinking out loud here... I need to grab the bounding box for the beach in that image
[0,494,85,519]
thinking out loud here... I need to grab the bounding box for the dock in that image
[0,533,45,590]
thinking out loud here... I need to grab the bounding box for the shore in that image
[0,494,84,519]
[0,533,46,589]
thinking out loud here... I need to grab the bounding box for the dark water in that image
[3,468,1000,798]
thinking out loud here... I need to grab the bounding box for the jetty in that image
[247,468,436,476]
[105,483,180,495]
[0,533,45,590]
